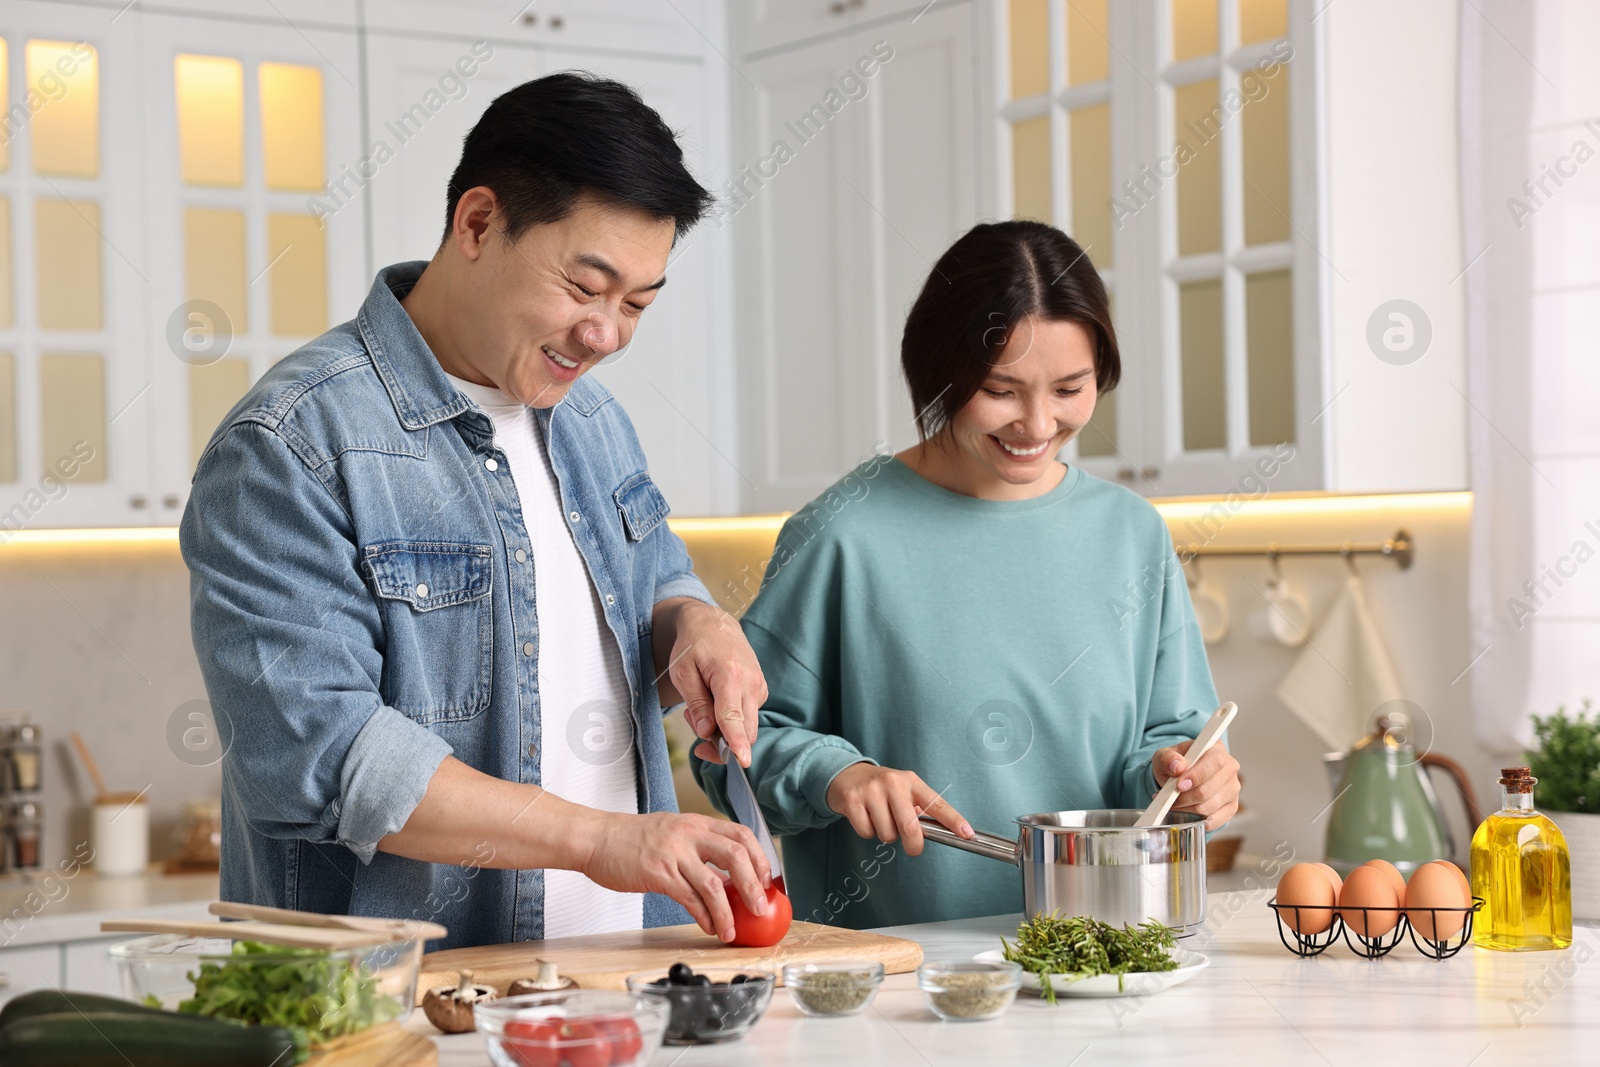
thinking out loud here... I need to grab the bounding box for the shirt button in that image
[528,743,538,759]
[484,458,498,471]
[523,641,535,657]
[569,511,581,523]
[415,583,429,599]
[605,594,615,605]
[515,549,527,563]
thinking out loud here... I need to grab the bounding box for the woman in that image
[692,221,1239,929]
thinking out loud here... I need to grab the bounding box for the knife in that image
[717,736,785,892]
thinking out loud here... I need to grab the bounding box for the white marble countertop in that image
[0,869,218,948]
[421,889,1600,1066]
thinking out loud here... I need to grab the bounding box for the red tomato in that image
[593,1016,643,1064]
[502,1018,609,1067]
[725,880,793,947]
[503,1019,565,1067]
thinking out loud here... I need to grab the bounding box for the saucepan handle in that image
[917,816,1021,866]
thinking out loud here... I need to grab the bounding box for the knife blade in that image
[717,737,784,890]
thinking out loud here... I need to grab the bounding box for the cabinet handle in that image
[520,12,536,25]
[829,0,865,12]
[1140,466,1160,480]
[162,494,181,510]
[130,495,148,510]
[549,14,564,28]
[1115,468,1135,482]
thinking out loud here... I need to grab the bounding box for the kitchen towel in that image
[1275,574,1405,751]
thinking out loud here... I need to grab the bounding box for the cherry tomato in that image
[725,880,792,948]
[502,1018,609,1067]
[593,1015,643,1064]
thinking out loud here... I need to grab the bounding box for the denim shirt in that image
[180,262,707,950]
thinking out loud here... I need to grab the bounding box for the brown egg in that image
[1405,862,1471,941]
[1338,866,1401,937]
[1311,862,1344,897]
[1276,863,1337,934]
[1359,859,1408,899]
[1424,860,1472,901]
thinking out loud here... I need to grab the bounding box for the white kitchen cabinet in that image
[731,0,939,58]
[0,943,60,1005]
[139,12,367,519]
[362,0,714,59]
[0,2,152,530]
[730,0,984,512]
[986,0,1464,497]
[363,26,741,515]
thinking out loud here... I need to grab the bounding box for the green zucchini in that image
[0,1011,303,1066]
[0,989,166,1030]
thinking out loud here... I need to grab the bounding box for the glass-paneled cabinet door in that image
[995,0,1142,488]
[140,12,366,520]
[0,2,150,531]
[1147,0,1320,494]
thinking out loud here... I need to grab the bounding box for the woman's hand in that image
[825,762,973,855]
[577,810,773,943]
[1151,740,1241,830]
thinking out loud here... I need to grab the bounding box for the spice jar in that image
[916,959,1021,1021]
[3,722,42,793]
[170,799,223,869]
[783,960,885,1017]
[8,798,42,871]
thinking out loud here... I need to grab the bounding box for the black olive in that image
[650,977,668,988]
[691,973,712,987]
[730,973,748,984]
[668,962,694,985]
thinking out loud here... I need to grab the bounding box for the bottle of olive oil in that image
[1470,767,1572,951]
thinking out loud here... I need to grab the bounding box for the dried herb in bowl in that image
[1001,914,1179,1003]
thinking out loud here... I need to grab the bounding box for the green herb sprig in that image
[1000,913,1179,1003]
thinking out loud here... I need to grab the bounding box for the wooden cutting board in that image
[418,921,923,998]
[314,1025,436,1066]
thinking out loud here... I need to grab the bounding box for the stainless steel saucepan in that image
[918,809,1208,932]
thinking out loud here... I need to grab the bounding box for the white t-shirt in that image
[446,373,643,938]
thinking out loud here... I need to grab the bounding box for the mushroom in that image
[507,958,577,995]
[421,969,498,1033]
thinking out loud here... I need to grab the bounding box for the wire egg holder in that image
[1267,898,1483,960]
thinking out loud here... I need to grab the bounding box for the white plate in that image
[973,948,1209,999]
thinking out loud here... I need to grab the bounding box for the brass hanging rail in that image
[1174,528,1414,570]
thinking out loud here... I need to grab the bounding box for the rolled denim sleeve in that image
[652,522,716,609]
[181,422,451,864]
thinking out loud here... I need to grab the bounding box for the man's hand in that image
[578,810,772,942]
[1152,740,1241,830]
[653,598,767,767]
[824,762,973,855]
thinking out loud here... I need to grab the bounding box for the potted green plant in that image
[1527,701,1600,920]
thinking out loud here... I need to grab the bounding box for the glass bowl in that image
[109,934,419,1043]
[782,959,885,1017]
[625,966,774,1045]
[917,958,1021,1021]
[475,990,669,1067]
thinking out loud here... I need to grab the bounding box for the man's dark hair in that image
[445,72,712,244]
[901,220,1120,440]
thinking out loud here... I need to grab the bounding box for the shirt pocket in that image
[613,470,669,542]
[362,541,493,724]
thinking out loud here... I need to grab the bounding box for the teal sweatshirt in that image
[692,456,1220,929]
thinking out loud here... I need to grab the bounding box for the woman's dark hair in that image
[445,72,712,243]
[901,220,1120,440]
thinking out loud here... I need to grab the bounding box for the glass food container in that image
[475,990,670,1067]
[109,935,419,1045]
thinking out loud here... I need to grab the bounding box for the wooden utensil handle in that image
[209,901,447,942]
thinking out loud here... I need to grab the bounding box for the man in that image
[181,73,770,951]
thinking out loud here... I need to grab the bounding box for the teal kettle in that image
[1322,716,1483,876]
